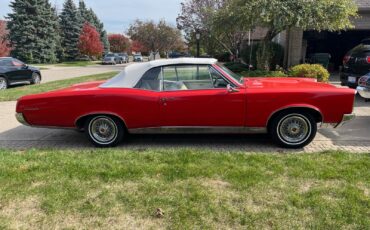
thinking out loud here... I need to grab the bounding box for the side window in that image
[210,67,229,88]
[12,59,24,67]
[135,67,162,91]
[163,65,214,91]
[0,59,13,67]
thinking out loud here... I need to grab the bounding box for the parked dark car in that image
[168,51,192,58]
[118,53,129,63]
[102,53,122,65]
[0,57,41,90]
[340,38,370,88]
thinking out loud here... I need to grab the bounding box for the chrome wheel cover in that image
[88,117,118,145]
[277,114,311,145]
[0,78,7,90]
[33,74,41,84]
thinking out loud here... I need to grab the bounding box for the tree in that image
[128,20,184,55]
[223,0,358,68]
[7,0,60,63]
[79,0,110,53]
[78,22,103,57]
[60,0,82,60]
[177,0,247,57]
[0,20,11,57]
[108,34,130,53]
[131,40,147,54]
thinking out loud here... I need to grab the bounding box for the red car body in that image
[16,58,356,148]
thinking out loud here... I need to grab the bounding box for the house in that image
[280,0,370,70]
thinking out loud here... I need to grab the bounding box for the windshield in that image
[217,64,242,82]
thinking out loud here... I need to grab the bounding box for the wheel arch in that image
[75,112,128,131]
[267,106,323,130]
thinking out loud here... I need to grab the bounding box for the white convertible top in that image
[100,58,218,88]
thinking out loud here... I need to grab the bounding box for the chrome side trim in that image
[10,81,31,86]
[129,126,267,134]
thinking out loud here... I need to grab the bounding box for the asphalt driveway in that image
[0,95,369,152]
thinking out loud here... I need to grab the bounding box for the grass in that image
[32,61,100,67]
[0,71,118,102]
[0,148,368,229]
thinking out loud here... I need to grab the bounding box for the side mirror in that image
[227,84,239,93]
[23,64,28,69]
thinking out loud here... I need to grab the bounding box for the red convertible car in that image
[16,58,356,148]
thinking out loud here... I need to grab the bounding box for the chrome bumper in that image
[321,113,355,129]
[15,113,30,126]
[356,86,370,99]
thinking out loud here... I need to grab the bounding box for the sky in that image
[0,0,183,33]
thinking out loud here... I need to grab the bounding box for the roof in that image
[100,58,218,88]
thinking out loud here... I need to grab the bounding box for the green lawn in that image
[0,149,368,229]
[33,61,100,68]
[0,72,118,102]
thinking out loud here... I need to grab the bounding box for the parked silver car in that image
[102,54,121,65]
[133,54,143,62]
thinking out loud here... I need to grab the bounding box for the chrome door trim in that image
[9,81,31,86]
[129,126,267,134]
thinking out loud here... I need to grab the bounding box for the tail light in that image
[367,56,370,63]
[343,55,351,65]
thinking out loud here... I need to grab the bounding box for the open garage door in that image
[304,30,370,71]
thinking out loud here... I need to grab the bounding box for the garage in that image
[304,29,370,71]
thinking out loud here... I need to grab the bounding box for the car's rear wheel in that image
[85,115,124,147]
[270,112,317,148]
[31,73,41,85]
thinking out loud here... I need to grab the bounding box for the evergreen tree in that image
[7,0,59,63]
[60,0,82,60]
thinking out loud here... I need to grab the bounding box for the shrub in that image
[240,70,287,77]
[214,52,230,62]
[241,41,284,70]
[289,64,330,82]
[224,62,250,73]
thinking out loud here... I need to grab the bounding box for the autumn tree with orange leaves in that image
[78,22,104,58]
[0,20,11,57]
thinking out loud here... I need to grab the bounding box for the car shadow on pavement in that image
[317,115,370,149]
[0,126,299,152]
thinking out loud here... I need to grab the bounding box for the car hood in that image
[28,66,39,71]
[243,77,336,89]
[104,57,114,61]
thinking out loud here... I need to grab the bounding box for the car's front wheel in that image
[270,112,317,148]
[0,77,8,90]
[31,73,41,85]
[85,115,125,147]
